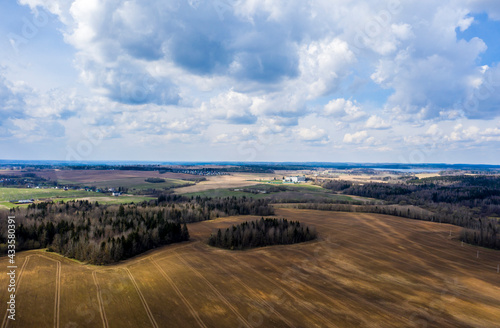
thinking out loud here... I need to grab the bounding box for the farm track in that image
[258,253,405,326]
[124,268,158,328]
[1,256,30,328]
[188,243,297,328]
[37,255,62,328]
[149,257,207,328]
[92,271,109,328]
[224,252,340,327]
[174,253,252,328]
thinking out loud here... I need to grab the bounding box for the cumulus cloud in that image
[295,126,329,144]
[201,90,257,124]
[298,38,356,98]
[365,115,391,129]
[0,73,27,123]
[0,71,82,140]
[343,130,374,144]
[324,98,366,122]
[6,0,500,161]
[18,0,500,120]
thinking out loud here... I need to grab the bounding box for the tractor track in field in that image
[225,253,339,328]
[149,257,208,328]
[37,255,61,328]
[124,268,159,328]
[2,256,31,328]
[92,271,109,328]
[175,253,252,328]
[188,243,297,328]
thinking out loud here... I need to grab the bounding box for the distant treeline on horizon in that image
[1,160,500,172]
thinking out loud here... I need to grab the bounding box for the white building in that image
[283,176,306,183]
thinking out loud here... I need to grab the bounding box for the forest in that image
[208,218,317,250]
[0,196,274,264]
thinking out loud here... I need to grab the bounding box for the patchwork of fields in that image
[181,183,361,203]
[0,188,155,209]
[1,209,499,327]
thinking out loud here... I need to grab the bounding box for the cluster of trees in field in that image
[144,177,166,183]
[208,218,317,250]
[0,196,274,264]
[0,173,53,187]
[460,222,500,249]
[175,196,275,218]
[316,176,500,249]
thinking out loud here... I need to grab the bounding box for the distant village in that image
[171,169,229,176]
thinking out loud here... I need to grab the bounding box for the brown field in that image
[0,169,195,183]
[174,173,277,194]
[1,209,500,328]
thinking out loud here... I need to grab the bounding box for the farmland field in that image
[183,184,359,203]
[1,209,499,327]
[0,188,108,209]
[174,173,278,194]
[58,177,194,192]
[1,169,195,183]
[0,188,154,209]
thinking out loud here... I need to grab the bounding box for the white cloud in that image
[201,90,256,124]
[298,38,356,98]
[295,126,329,143]
[344,130,370,144]
[5,0,500,162]
[324,98,366,122]
[212,133,229,143]
[365,115,391,129]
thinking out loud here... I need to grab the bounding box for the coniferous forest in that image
[0,196,274,264]
[208,218,317,250]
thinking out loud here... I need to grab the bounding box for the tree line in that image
[0,196,275,264]
[208,218,317,250]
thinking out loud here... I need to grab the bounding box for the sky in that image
[1,0,500,164]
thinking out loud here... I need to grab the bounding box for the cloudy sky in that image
[1,0,500,163]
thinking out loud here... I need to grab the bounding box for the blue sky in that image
[1,0,500,163]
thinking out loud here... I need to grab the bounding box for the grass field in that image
[183,184,360,203]
[0,188,155,209]
[0,188,107,209]
[1,209,499,327]
[0,187,103,202]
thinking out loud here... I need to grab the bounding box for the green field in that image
[183,184,358,202]
[184,188,266,199]
[0,188,105,202]
[0,188,155,208]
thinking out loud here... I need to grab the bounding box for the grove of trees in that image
[0,196,275,264]
[208,218,317,250]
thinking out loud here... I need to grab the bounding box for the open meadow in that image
[0,188,154,209]
[182,183,360,203]
[1,209,499,327]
